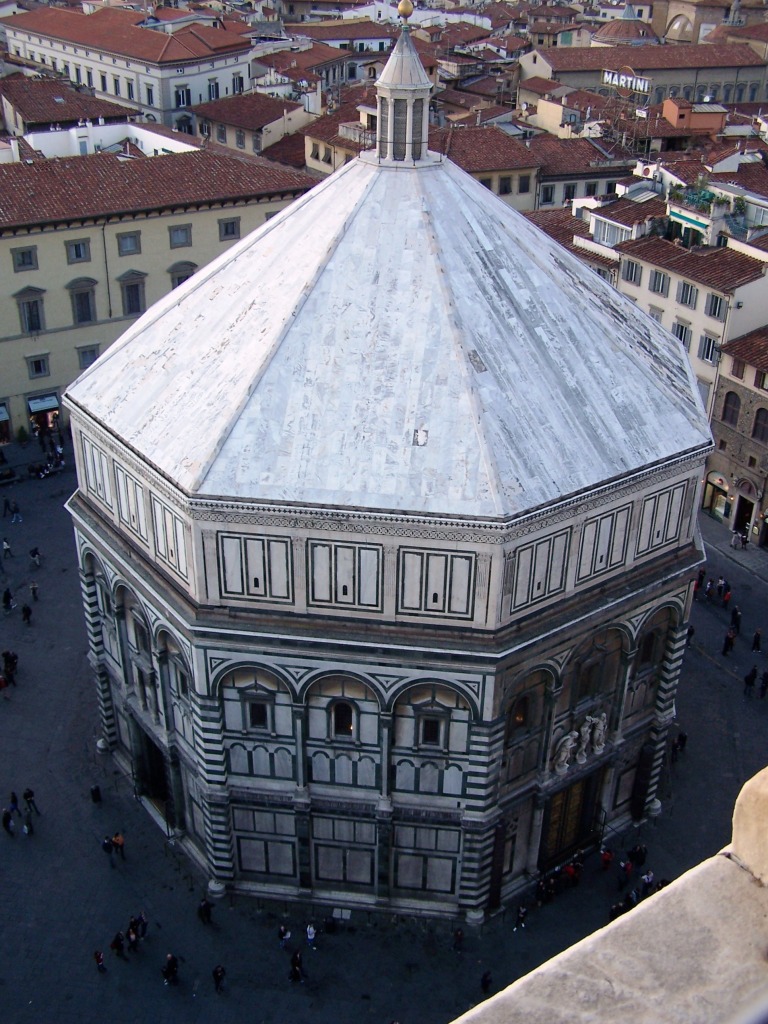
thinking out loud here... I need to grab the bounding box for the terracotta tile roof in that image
[255,41,347,75]
[441,23,490,48]
[0,148,315,229]
[534,43,765,72]
[592,194,668,226]
[190,91,303,130]
[722,326,768,370]
[720,22,768,43]
[528,4,579,17]
[710,163,768,199]
[616,237,765,292]
[526,135,634,176]
[3,7,250,64]
[284,21,396,41]
[518,75,564,95]
[0,74,135,126]
[451,104,515,125]
[434,87,489,110]
[260,130,308,168]
[428,124,541,171]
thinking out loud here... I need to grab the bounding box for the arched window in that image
[333,701,354,738]
[722,391,740,427]
[753,408,768,443]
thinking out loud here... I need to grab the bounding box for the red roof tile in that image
[190,91,303,130]
[592,195,668,226]
[0,148,315,228]
[3,7,250,64]
[428,124,540,171]
[722,325,768,370]
[534,43,765,72]
[616,237,765,292]
[0,74,135,126]
[526,135,634,176]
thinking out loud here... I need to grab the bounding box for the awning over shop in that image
[27,394,59,414]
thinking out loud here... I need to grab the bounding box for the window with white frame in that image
[677,281,698,308]
[672,321,692,347]
[77,345,100,370]
[648,306,663,323]
[208,80,219,101]
[540,184,555,205]
[26,354,49,379]
[698,334,720,364]
[216,124,227,143]
[649,269,670,296]
[705,292,726,321]
[621,259,642,285]
[592,218,630,247]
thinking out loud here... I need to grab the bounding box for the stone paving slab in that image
[0,460,766,1024]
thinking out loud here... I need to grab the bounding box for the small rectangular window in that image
[146,85,154,106]
[541,185,555,205]
[12,246,38,272]
[26,354,49,379]
[77,345,100,370]
[127,81,134,101]
[218,217,240,241]
[112,76,120,96]
[732,357,745,380]
[421,717,441,746]
[200,121,210,138]
[563,183,577,201]
[649,270,669,296]
[621,260,642,285]
[235,129,246,149]
[672,321,691,348]
[677,281,698,309]
[216,124,227,143]
[66,239,91,264]
[310,142,319,159]
[698,334,719,365]
[248,701,268,730]
[116,231,141,256]
[518,174,530,194]
[585,181,598,197]
[168,224,192,249]
[208,80,219,101]
[499,176,512,195]
[18,296,44,334]
[705,292,726,321]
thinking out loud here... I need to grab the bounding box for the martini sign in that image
[601,67,651,97]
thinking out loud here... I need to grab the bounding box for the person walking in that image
[278,924,290,948]
[212,964,226,994]
[93,950,107,974]
[744,666,758,697]
[29,547,40,568]
[110,932,127,960]
[2,807,14,837]
[101,835,115,867]
[722,586,732,612]
[289,950,304,983]
[513,904,528,931]
[9,792,21,818]
[162,953,179,986]
[10,501,22,524]
[29,581,38,602]
[197,897,212,925]
[306,922,317,949]
[2,588,14,614]
[686,625,695,647]
[112,831,125,861]
[21,604,32,626]
[126,926,139,954]
[731,606,742,635]
[704,578,714,602]
[722,628,736,656]
[752,629,762,653]
[2,538,12,559]
[23,788,40,815]
[480,971,493,996]
[760,671,768,699]
[22,810,34,836]
[716,576,725,599]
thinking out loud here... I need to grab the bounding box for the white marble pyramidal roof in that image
[66,28,711,520]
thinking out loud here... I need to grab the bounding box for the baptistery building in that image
[65,17,712,920]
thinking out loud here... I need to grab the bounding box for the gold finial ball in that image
[398,0,414,21]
